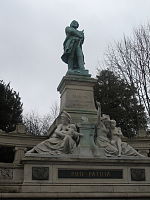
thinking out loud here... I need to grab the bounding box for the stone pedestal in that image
[57,75,97,123]
[20,156,150,198]
[74,123,100,157]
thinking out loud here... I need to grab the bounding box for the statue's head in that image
[101,115,110,128]
[70,20,79,29]
[117,127,122,135]
[110,120,116,128]
[60,111,71,124]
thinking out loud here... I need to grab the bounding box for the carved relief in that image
[32,167,49,180]
[0,168,13,179]
[131,168,145,181]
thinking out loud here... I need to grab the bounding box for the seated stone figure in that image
[105,120,143,157]
[27,111,81,155]
[95,102,144,157]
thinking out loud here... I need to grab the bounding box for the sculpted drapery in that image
[27,111,81,155]
[95,102,143,157]
[61,20,85,71]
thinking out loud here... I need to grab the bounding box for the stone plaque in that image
[67,90,93,109]
[58,169,123,179]
[0,168,13,179]
[32,167,49,180]
[131,168,145,181]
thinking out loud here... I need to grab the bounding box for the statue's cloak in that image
[61,35,79,64]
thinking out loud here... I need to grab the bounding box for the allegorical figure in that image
[27,111,82,155]
[95,101,144,157]
[105,120,144,157]
[95,101,111,148]
[61,20,85,71]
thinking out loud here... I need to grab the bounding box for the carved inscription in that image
[67,91,94,109]
[32,167,49,180]
[131,168,145,181]
[0,168,13,179]
[58,169,123,179]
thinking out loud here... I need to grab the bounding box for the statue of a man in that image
[61,20,85,72]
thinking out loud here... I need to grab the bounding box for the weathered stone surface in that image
[26,111,82,155]
[131,168,145,181]
[32,167,49,180]
[0,168,13,179]
[14,146,25,164]
[123,134,150,157]
[17,156,150,198]
[57,75,97,124]
[0,156,150,198]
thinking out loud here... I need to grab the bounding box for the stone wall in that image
[0,125,47,164]
[123,130,150,157]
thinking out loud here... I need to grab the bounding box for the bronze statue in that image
[61,20,85,72]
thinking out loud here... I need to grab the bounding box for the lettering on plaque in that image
[68,91,93,109]
[0,168,13,179]
[32,167,49,180]
[131,168,145,181]
[58,169,123,179]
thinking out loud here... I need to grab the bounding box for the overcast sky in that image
[0,0,150,115]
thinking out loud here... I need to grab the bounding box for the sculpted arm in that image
[54,124,65,138]
[96,101,102,127]
[68,125,83,140]
[65,27,83,38]
[116,136,122,157]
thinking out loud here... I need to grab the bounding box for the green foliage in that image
[0,80,23,132]
[94,69,147,137]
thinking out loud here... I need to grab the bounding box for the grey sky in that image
[0,0,150,115]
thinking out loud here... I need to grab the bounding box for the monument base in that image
[1,155,150,199]
[19,156,150,198]
[66,69,91,77]
[57,74,97,124]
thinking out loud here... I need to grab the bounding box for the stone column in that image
[14,146,25,164]
[57,75,97,124]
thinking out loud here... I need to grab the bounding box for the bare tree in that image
[49,102,59,121]
[23,102,59,136]
[105,24,150,117]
